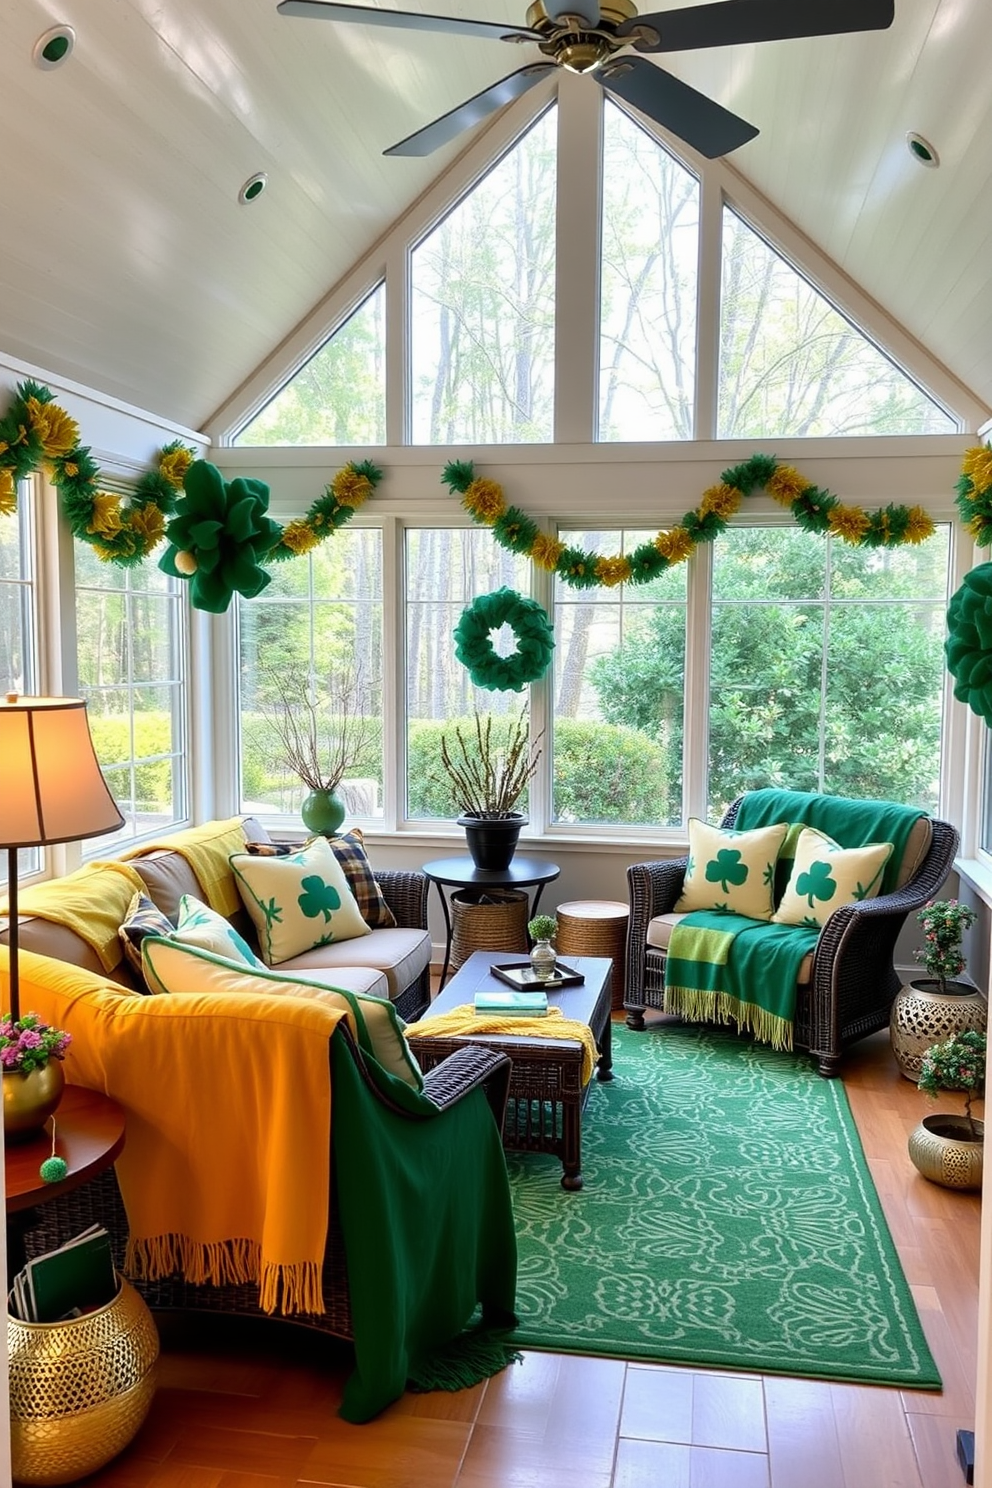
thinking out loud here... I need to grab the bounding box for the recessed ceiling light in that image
[239,173,268,205]
[906,132,939,168]
[33,25,75,70]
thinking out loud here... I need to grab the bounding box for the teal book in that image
[25,1226,118,1323]
[474,990,549,1016]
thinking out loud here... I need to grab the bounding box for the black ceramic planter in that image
[457,813,525,871]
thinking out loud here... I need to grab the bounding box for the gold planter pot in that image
[8,1277,159,1486]
[889,980,986,1081]
[907,1114,984,1191]
[3,1061,65,1142]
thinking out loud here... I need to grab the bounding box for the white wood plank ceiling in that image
[1,0,989,432]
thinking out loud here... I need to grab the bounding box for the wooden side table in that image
[5,1085,126,1283]
[555,900,629,1011]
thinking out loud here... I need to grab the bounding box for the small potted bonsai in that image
[439,706,543,870]
[912,899,978,995]
[527,913,558,981]
[908,1029,986,1190]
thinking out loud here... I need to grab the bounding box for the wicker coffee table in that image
[412,950,613,1190]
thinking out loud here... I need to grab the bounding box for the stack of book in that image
[10,1224,118,1324]
[474,989,549,1017]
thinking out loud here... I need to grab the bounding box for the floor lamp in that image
[0,695,124,1024]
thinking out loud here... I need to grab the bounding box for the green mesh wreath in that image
[945,563,992,725]
[453,587,555,692]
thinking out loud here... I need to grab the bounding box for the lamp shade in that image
[0,695,124,848]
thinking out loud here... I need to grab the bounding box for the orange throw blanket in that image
[408,1002,600,1085]
[9,947,346,1317]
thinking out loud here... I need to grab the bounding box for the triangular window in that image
[410,107,557,444]
[599,101,699,442]
[718,208,955,436]
[235,283,386,446]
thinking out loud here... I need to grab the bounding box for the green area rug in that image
[506,1023,941,1389]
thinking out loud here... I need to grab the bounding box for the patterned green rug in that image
[506,1023,941,1388]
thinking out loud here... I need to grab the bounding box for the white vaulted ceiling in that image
[1,0,990,432]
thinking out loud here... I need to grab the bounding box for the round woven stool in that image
[555,900,629,1010]
[450,888,529,972]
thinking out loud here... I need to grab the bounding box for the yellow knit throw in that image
[408,1003,600,1085]
[3,859,147,973]
[9,946,344,1317]
[121,817,246,917]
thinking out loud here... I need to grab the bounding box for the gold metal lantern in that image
[8,1277,159,1485]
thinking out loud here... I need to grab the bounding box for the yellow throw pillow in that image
[230,835,371,966]
[772,827,893,929]
[675,818,789,921]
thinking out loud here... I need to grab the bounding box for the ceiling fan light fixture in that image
[906,132,939,168]
[33,25,75,70]
[239,172,268,205]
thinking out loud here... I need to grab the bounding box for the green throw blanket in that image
[666,791,926,1050]
[666,911,818,1050]
[330,1032,519,1423]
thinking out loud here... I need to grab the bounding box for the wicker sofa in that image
[0,817,433,1022]
[625,790,960,1077]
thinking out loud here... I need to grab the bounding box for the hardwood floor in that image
[84,1018,981,1488]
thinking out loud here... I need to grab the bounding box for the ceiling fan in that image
[277,0,894,160]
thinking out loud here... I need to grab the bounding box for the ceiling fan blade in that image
[277,0,541,43]
[618,0,894,53]
[384,62,555,155]
[597,54,757,157]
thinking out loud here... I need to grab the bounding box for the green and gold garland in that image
[265,460,383,560]
[955,442,992,547]
[0,380,193,565]
[442,456,938,589]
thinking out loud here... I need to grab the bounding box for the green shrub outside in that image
[88,712,174,810]
[407,716,667,824]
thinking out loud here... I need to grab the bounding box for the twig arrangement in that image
[255,665,380,793]
[439,707,543,818]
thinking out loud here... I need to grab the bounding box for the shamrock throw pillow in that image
[772,827,893,929]
[675,818,789,921]
[230,834,371,966]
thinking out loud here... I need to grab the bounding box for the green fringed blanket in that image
[666,911,818,1050]
[329,1033,519,1423]
[666,791,926,1049]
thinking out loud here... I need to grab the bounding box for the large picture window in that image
[707,528,950,817]
[553,534,686,826]
[239,529,384,822]
[75,539,189,847]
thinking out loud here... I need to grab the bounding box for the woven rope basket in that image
[450,888,529,971]
[556,900,629,1010]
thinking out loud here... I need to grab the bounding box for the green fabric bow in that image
[158,460,283,613]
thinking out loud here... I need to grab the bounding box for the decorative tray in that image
[490,960,585,990]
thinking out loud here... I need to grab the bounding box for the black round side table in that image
[422,855,560,987]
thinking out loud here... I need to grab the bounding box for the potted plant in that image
[527,913,558,981]
[908,1029,986,1190]
[251,663,381,835]
[1,1012,72,1140]
[889,899,986,1080]
[439,707,543,870]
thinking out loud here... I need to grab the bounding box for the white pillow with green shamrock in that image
[230,834,371,966]
[675,818,789,921]
[772,827,893,929]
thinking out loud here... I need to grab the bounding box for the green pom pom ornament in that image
[39,1155,68,1184]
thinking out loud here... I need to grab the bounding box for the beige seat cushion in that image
[278,926,431,1004]
[646,912,814,986]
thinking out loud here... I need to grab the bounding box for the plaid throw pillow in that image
[245,828,395,929]
[118,890,174,984]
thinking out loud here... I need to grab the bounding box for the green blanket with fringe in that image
[666,911,818,1050]
[329,1031,519,1423]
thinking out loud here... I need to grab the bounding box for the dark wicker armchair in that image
[625,794,960,1077]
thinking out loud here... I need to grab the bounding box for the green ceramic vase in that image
[300,788,346,837]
